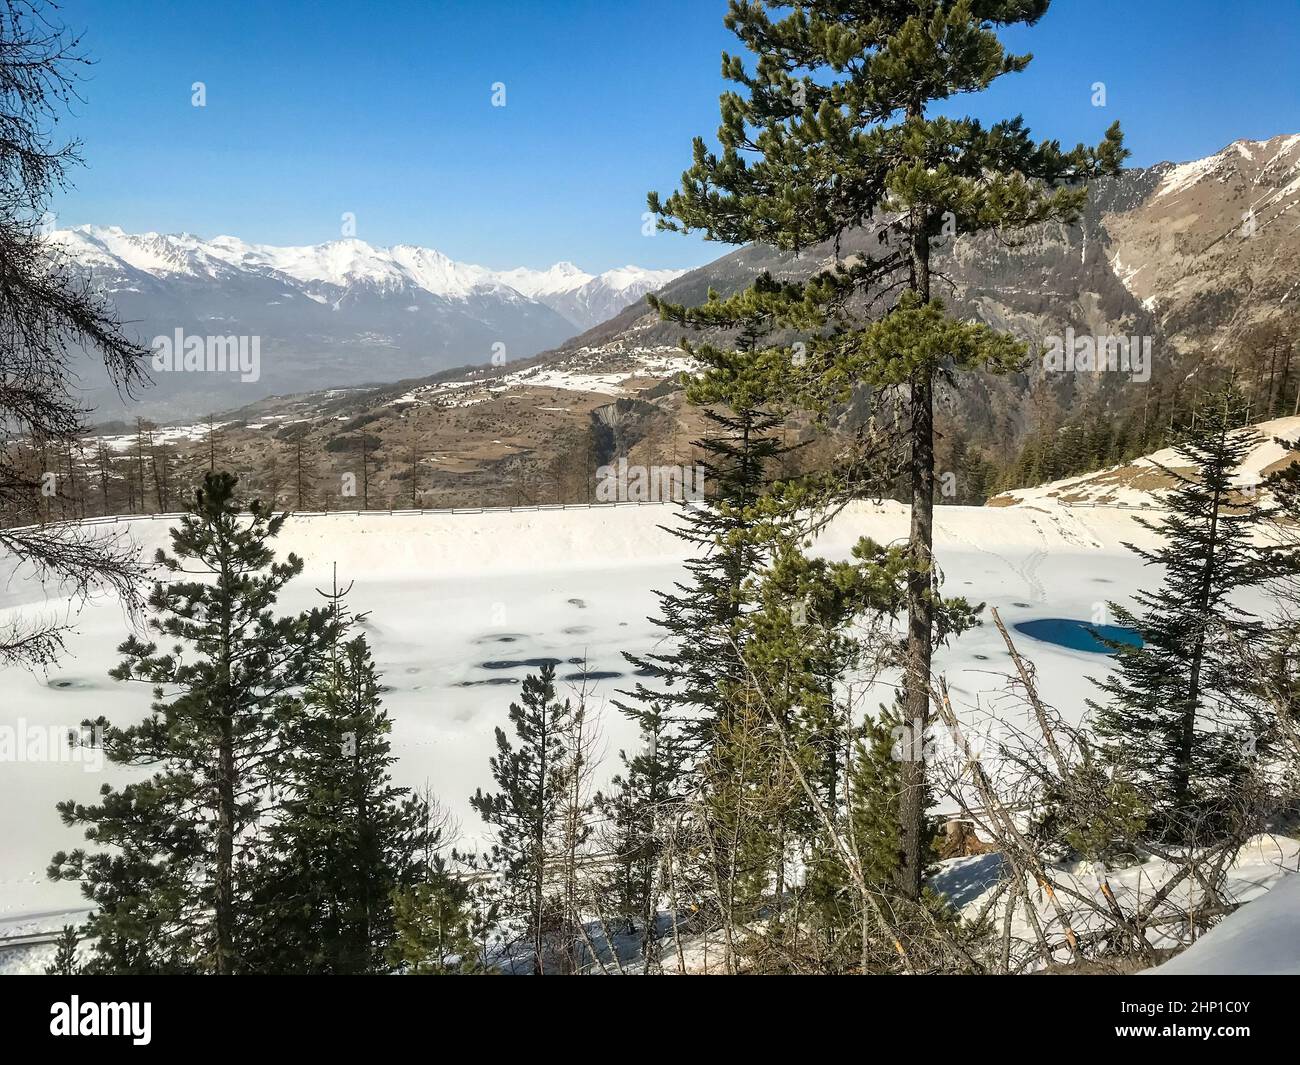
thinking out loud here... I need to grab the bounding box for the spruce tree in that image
[615,287,811,967]
[43,925,81,976]
[1092,386,1275,837]
[594,703,687,971]
[618,280,798,760]
[649,0,1125,899]
[470,663,574,974]
[245,626,424,974]
[49,472,336,973]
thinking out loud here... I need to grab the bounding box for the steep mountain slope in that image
[477,132,1300,479]
[988,414,1300,509]
[49,226,683,420]
[1106,134,1300,344]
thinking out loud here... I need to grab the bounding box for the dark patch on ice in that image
[972,654,990,661]
[473,633,528,645]
[566,598,587,609]
[478,657,563,671]
[1091,578,1113,584]
[454,677,521,688]
[562,671,622,682]
[404,667,421,675]
[618,621,628,627]
[47,677,91,690]
[1014,618,1143,654]
[1012,602,1032,608]
[562,625,593,635]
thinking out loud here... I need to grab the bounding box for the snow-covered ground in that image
[933,834,1299,972]
[0,496,1291,974]
[389,345,696,408]
[1149,862,1300,975]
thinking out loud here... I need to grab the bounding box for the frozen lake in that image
[0,499,1215,920]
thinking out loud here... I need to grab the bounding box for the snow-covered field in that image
[0,497,1291,963]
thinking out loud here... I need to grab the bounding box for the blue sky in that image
[49,0,1300,272]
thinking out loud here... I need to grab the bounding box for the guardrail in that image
[1057,499,1171,511]
[2,499,681,535]
[0,930,67,954]
[8,495,1175,533]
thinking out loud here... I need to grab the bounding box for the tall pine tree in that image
[649,0,1125,899]
[470,663,576,974]
[50,472,336,973]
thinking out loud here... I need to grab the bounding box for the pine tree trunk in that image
[898,216,935,902]
[215,712,235,974]
[1176,446,1224,814]
[214,542,236,974]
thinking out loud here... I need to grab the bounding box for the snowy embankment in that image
[1148,866,1300,975]
[0,497,1289,964]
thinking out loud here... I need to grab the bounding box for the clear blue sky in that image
[48,0,1300,272]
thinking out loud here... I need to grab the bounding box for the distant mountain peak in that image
[1152,131,1300,201]
[50,226,683,327]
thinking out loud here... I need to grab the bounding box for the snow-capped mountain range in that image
[54,225,682,332]
[49,225,683,419]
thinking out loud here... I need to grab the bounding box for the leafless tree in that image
[0,0,152,666]
[923,609,1288,973]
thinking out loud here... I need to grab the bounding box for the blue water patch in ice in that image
[1013,618,1144,655]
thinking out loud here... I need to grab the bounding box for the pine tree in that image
[738,529,979,969]
[389,789,492,974]
[43,925,81,976]
[594,703,687,971]
[649,0,1125,899]
[245,621,424,974]
[49,472,337,973]
[387,877,479,974]
[470,663,575,974]
[1092,386,1275,837]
